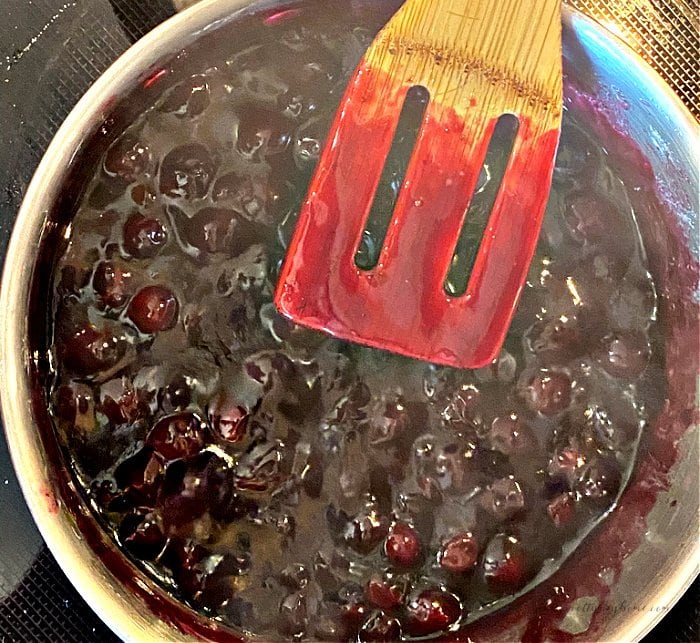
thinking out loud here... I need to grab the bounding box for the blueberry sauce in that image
[47,3,665,640]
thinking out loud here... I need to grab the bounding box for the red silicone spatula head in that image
[275,0,563,369]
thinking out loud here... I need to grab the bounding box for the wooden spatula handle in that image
[367,0,562,117]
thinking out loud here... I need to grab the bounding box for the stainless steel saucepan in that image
[0,0,697,640]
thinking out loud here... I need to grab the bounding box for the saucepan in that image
[0,0,697,640]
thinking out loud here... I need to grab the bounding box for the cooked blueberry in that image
[213,172,252,202]
[158,376,192,413]
[547,444,586,488]
[53,382,96,431]
[236,103,292,156]
[340,595,371,633]
[279,591,307,637]
[341,509,389,554]
[439,381,483,432]
[58,323,127,376]
[114,447,164,506]
[597,332,650,379]
[57,262,92,296]
[160,74,210,118]
[547,493,576,527]
[209,402,249,443]
[123,213,168,258]
[439,532,479,573]
[523,370,572,416]
[265,174,295,222]
[488,414,535,455]
[404,589,461,636]
[482,533,527,593]
[104,134,150,182]
[368,399,409,445]
[285,53,339,98]
[147,412,207,460]
[127,286,179,333]
[575,454,622,501]
[184,206,260,255]
[480,477,526,521]
[293,116,328,167]
[166,541,240,609]
[196,553,246,610]
[526,315,584,363]
[312,603,349,640]
[130,183,156,207]
[159,453,231,528]
[279,563,310,590]
[160,143,216,199]
[384,522,421,568]
[93,260,133,308]
[234,440,283,491]
[119,509,166,560]
[365,575,403,611]
[99,377,149,425]
[159,538,208,595]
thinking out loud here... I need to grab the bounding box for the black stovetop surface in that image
[0,1,696,640]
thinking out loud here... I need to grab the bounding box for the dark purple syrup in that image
[47,2,662,640]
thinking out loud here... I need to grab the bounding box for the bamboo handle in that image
[366,0,562,114]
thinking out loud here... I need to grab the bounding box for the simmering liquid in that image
[47,2,662,640]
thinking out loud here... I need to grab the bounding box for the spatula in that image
[274,0,562,368]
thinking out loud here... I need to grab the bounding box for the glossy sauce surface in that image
[47,2,663,640]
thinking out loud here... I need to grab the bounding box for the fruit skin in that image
[160,74,210,118]
[93,261,133,308]
[159,143,216,200]
[159,376,192,414]
[184,206,260,255]
[104,135,150,182]
[127,286,179,333]
[58,323,127,376]
[123,213,168,259]
[482,533,527,593]
[384,521,421,568]
[365,575,403,611]
[575,454,622,501]
[119,509,166,560]
[480,477,526,521]
[597,332,650,379]
[99,377,149,425]
[146,412,208,461]
[113,446,165,506]
[439,532,479,573]
[523,370,572,416]
[210,404,249,443]
[547,493,576,528]
[159,452,242,530]
[236,102,293,156]
[488,414,535,455]
[526,315,585,363]
[338,509,389,554]
[54,382,96,432]
[404,589,461,636]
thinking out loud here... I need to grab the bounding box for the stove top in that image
[0,0,696,641]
